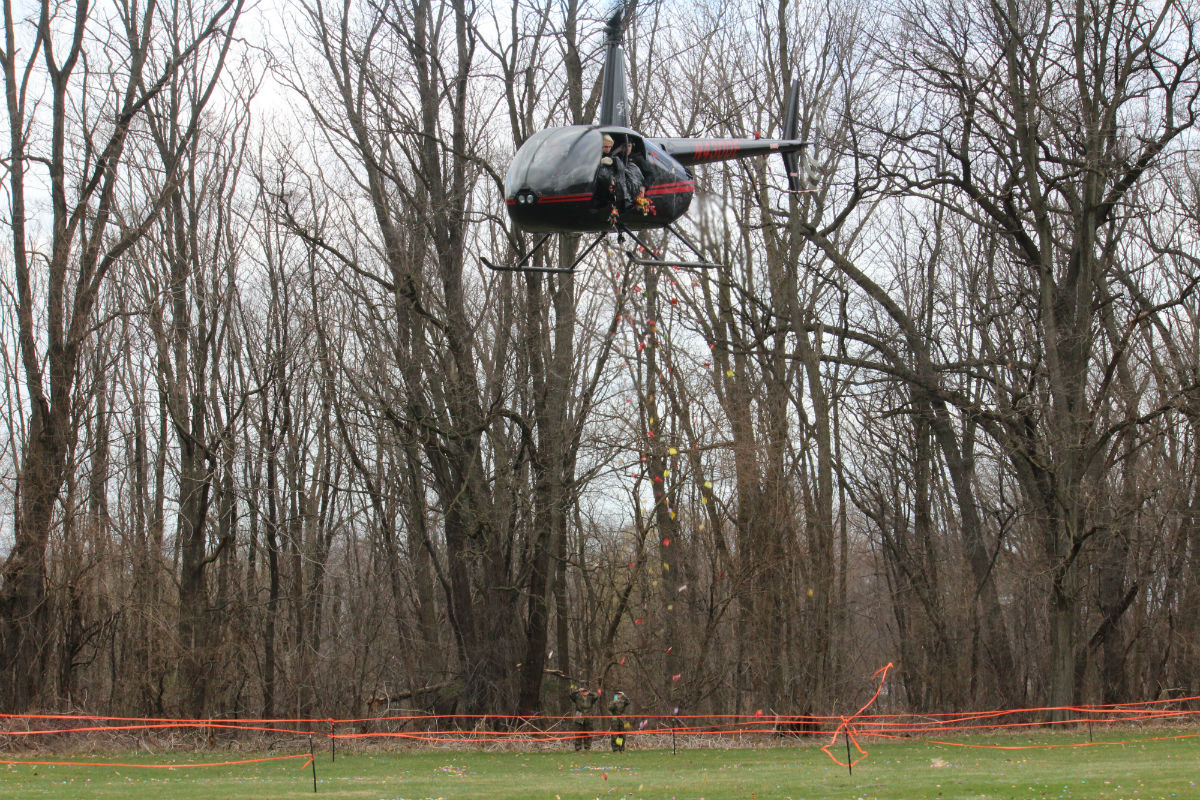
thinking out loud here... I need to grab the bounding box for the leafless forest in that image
[2,0,1198,724]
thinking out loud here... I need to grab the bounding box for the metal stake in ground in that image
[845,728,853,776]
[310,734,318,792]
[330,720,336,762]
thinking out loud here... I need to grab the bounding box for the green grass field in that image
[2,731,1196,799]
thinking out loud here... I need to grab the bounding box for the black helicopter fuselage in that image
[505,125,690,233]
[503,124,806,234]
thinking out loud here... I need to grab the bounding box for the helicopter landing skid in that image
[482,232,609,274]
[482,223,724,274]
[621,224,724,271]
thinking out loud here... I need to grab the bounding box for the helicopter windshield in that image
[505,126,604,198]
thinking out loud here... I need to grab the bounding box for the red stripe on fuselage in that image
[645,181,694,196]
[536,193,593,204]
[512,183,692,206]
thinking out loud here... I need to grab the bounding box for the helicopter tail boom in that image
[648,135,807,167]
[649,81,806,174]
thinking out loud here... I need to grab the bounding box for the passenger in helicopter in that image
[597,134,651,214]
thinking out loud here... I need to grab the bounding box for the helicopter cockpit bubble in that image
[504,126,603,207]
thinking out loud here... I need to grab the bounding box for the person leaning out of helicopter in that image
[596,134,621,205]
[597,134,650,213]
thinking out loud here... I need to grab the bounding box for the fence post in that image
[309,734,318,792]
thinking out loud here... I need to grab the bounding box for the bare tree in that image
[0,0,244,710]
[881,0,1199,710]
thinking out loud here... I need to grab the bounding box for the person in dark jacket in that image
[569,687,599,751]
[596,134,650,213]
[608,691,631,752]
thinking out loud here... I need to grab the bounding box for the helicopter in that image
[484,8,810,274]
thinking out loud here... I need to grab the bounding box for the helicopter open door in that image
[595,129,651,212]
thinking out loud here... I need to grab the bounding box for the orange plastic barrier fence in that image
[3,665,1197,772]
[0,754,313,769]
